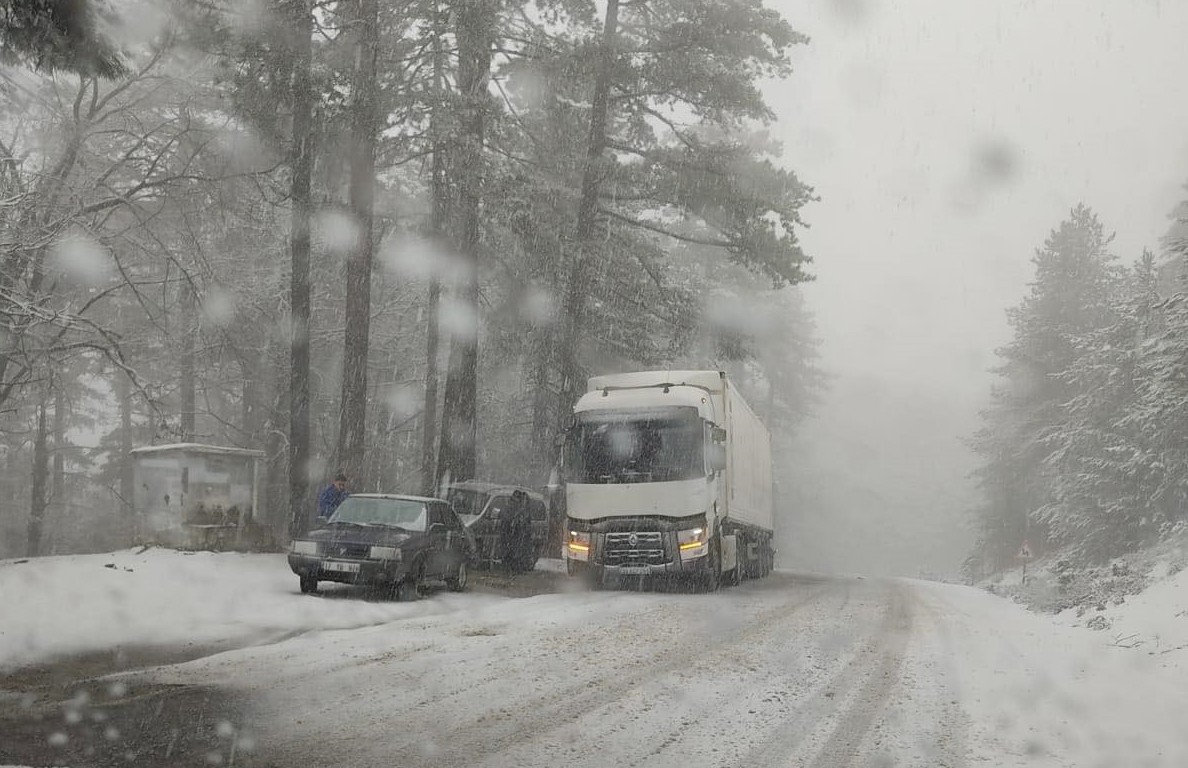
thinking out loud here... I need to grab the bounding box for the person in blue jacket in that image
[317,472,350,523]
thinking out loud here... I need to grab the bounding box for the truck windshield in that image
[568,408,704,484]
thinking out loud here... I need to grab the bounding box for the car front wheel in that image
[396,564,422,602]
[446,561,468,592]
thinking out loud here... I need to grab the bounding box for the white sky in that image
[767,0,1188,576]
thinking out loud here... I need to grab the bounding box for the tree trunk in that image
[267,338,289,543]
[179,281,196,440]
[336,0,380,481]
[437,0,495,486]
[52,385,66,550]
[288,0,314,539]
[422,279,441,493]
[27,399,49,557]
[421,2,447,496]
[556,0,620,423]
[528,322,559,479]
[117,372,134,518]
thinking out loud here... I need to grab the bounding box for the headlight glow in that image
[566,531,591,562]
[677,527,709,561]
[291,540,318,555]
[369,546,401,561]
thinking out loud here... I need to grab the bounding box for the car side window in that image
[486,495,510,519]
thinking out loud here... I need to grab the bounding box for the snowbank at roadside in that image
[1056,561,1188,658]
[975,535,1188,683]
[911,578,1188,766]
[0,548,498,672]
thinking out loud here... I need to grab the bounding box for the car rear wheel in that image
[299,574,318,594]
[446,560,468,592]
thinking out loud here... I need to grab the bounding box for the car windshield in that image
[567,407,705,484]
[328,498,426,532]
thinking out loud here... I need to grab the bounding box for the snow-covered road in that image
[5,552,1188,767]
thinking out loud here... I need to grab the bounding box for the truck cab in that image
[561,370,773,591]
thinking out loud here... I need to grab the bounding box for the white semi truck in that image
[562,370,775,590]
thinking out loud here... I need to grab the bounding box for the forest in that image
[0,0,823,557]
[969,199,1188,574]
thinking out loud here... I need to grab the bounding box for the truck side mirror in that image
[708,444,727,473]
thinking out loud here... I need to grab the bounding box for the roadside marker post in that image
[1016,539,1033,584]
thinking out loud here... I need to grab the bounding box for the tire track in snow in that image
[902,591,970,768]
[801,582,912,768]
[736,580,909,768]
[396,579,840,768]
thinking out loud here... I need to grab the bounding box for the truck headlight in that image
[291,540,318,556]
[369,546,401,561]
[678,527,709,561]
[566,531,591,562]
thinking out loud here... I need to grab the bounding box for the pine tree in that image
[971,204,1121,568]
[1040,251,1159,560]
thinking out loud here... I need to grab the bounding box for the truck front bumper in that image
[595,553,710,578]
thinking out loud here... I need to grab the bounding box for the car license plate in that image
[323,560,360,574]
[619,566,650,575]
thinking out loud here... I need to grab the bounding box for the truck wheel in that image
[584,565,606,591]
[698,540,721,593]
[728,536,743,587]
[299,574,318,594]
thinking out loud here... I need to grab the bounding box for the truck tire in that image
[568,560,604,590]
[698,538,722,593]
[586,565,605,591]
[299,574,318,594]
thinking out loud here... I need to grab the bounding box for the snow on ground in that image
[911,578,1188,767]
[8,549,1188,765]
[0,548,500,672]
[1057,560,1188,656]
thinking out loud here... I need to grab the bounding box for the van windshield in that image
[567,407,704,484]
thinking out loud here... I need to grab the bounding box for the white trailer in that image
[562,370,775,590]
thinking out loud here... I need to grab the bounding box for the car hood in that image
[306,526,417,547]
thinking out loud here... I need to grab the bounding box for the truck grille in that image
[603,531,668,566]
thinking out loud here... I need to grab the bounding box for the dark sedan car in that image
[288,494,474,600]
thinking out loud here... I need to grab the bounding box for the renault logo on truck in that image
[628,533,638,546]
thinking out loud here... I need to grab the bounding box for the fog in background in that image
[769,0,1188,577]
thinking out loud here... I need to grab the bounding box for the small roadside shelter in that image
[130,443,265,550]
